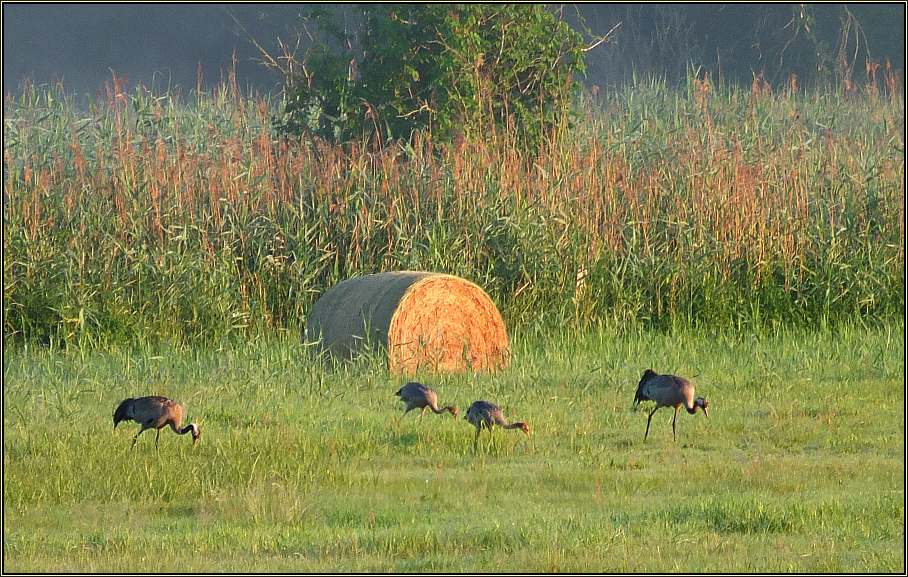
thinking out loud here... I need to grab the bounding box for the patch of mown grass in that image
[3,324,903,572]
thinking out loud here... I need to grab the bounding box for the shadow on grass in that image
[394,432,420,447]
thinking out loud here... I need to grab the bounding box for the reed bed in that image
[3,72,904,346]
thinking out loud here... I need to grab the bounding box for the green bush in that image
[272,5,587,151]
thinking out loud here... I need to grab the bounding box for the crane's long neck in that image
[169,422,200,442]
[431,405,456,416]
[502,421,530,437]
[685,397,707,415]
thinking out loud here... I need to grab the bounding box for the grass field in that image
[3,324,903,572]
[3,49,904,572]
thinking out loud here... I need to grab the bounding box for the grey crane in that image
[465,400,530,447]
[394,381,458,420]
[113,395,201,448]
[633,369,708,441]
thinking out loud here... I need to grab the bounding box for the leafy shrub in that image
[270,5,587,151]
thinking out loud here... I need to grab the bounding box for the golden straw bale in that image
[306,271,509,374]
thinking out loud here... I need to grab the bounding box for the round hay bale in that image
[306,271,509,374]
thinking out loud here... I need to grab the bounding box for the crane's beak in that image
[702,406,709,419]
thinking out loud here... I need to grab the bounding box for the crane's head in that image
[113,398,135,428]
[447,406,459,420]
[695,397,709,418]
[516,422,530,438]
[187,423,201,443]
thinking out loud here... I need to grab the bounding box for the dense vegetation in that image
[4,67,903,348]
[3,5,904,571]
[269,5,587,150]
[3,11,904,570]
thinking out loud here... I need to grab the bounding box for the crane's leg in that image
[132,426,148,447]
[420,406,427,421]
[672,407,680,442]
[473,425,481,449]
[645,407,659,440]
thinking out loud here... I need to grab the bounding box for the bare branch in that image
[583,21,622,53]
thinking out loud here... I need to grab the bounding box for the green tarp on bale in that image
[306,271,510,374]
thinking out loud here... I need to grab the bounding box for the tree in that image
[268,4,587,152]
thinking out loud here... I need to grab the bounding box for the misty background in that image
[3,4,905,98]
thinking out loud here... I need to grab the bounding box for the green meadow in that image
[2,56,905,571]
[3,325,904,572]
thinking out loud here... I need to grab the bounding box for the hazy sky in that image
[3,4,904,98]
[3,4,305,96]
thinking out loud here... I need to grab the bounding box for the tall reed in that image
[3,71,904,346]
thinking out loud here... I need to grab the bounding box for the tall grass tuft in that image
[3,70,904,346]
